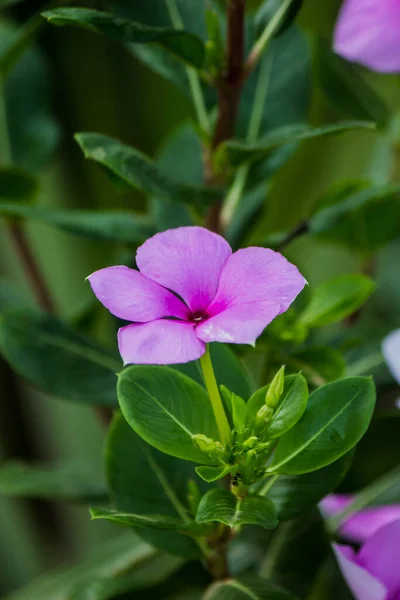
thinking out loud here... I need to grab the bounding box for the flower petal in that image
[321,494,400,544]
[334,0,400,73]
[136,227,232,313]
[333,544,388,600]
[197,248,305,345]
[118,320,206,365]
[88,266,189,322]
[358,519,400,596]
[382,329,400,385]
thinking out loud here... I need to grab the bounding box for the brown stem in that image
[206,526,232,580]
[205,0,246,233]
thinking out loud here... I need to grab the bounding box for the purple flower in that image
[88,226,305,365]
[382,329,400,386]
[334,519,400,600]
[334,0,400,73]
[320,494,400,543]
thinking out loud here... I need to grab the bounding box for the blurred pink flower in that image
[334,0,400,73]
[88,226,305,365]
[382,329,400,386]
[334,520,400,600]
[320,494,400,543]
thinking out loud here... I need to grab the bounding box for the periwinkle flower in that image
[88,226,305,365]
[320,494,400,543]
[334,520,400,600]
[334,0,400,73]
[382,329,400,386]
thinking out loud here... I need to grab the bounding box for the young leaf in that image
[196,489,278,530]
[246,374,308,439]
[75,133,219,208]
[0,462,107,503]
[298,274,375,328]
[222,122,375,167]
[268,377,376,475]
[117,366,219,463]
[106,413,206,557]
[43,8,205,69]
[0,310,120,406]
[195,465,233,483]
[221,386,247,432]
[203,576,297,599]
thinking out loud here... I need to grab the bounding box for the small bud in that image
[191,434,218,453]
[266,365,285,409]
[256,404,274,422]
[242,436,258,450]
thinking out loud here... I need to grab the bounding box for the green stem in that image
[200,346,232,447]
[246,0,293,73]
[259,473,279,497]
[165,0,210,134]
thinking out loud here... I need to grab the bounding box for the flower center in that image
[190,310,208,324]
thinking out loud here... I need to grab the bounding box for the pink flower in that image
[334,0,400,73]
[334,520,400,600]
[88,226,305,365]
[320,494,400,543]
[382,329,400,386]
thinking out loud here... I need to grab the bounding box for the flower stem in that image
[200,346,232,447]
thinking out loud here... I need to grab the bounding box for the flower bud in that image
[191,434,218,453]
[242,436,258,450]
[265,365,285,409]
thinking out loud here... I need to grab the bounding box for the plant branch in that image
[277,220,309,251]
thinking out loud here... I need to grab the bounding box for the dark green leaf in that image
[0,0,25,7]
[255,0,304,38]
[0,310,120,406]
[0,167,38,200]
[286,347,346,385]
[196,489,278,530]
[246,374,308,439]
[75,132,219,207]
[269,377,376,475]
[203,576,297,599]
[118,366,220,463]
[222,122,375,167]
[299,274,376,328]
[90,507,205,536]
[0,278,32,311]
[195,465,233,483]
[106,413,204,557]
[0,203,156,243]
[44,8,205,69]
[267,452,354,521]
[0,462,107,503]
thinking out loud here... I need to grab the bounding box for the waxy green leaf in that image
[0,310,120,407]
[203,576,297,599]
[196,489,278,530]
[75,133,219,208]
[269,377,375,475]
[43,8,205,69]
[117,366,219,464]
[299,273,375,328]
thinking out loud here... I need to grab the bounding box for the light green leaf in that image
[299,274,376,328]
[196,489,278,530]
[203,576,297,599]
[222,122,375,167]
[0,462,107,503]
[75,132,219,208]
[106,413,205,557]
[195,465,233,483]
[246,374,308,439]
[117,366,219,463]
[43,8,205,69]
[221,386,247,432]
[0,310,120,406]
[269,377,376,475]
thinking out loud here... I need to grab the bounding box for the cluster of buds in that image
[254,366,285,433]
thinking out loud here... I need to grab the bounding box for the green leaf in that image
[117,365,219,463]
[221,386,247,432]
[255,0,304,39]
[196,489,278,530]
[43,8,205,69]
[299,274,376,328]
[246,374,308,439]
[310,185,400,255]
[0,310,120,406]
[0,203,156,243]
[106,413,204,557]
[0,0,25,7]
[90,507,205,536]
[75,132,219,208]
[4,532,183,600]
[222,122,375,167]
[0,278,32,312]
[195,465,233,483]
[315,39,389,124]
[0,462,107,503]
[267,451,354,521]
[203,576,297,599]
[269,377,376,475]
[0,167,38,201]
[286,347,346,385]
[0,20,60,169]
